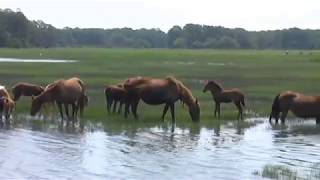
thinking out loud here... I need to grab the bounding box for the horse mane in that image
[166,76,196,103]
[209,80,223,91]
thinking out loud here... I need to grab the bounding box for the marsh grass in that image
[253,164,320,180]
[0,48,319,123]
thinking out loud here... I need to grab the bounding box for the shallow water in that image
[0,58,77,63]
[0,117,319,179]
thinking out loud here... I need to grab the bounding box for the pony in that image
[11,83,44,101]
[123,76,200,123]
[0,86,15,122]
[269,91,320,124]
[203,80,245,120]
[104,84,127,114]
[30,77,87,124]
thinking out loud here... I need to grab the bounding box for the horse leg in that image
[170,103,175,124]
[214,102,218,117]
[316,117,320,125]
[162,103,170,121]
[280,110,288,124]
[131,100,139,120]
[64,103,70,126]
[112,101,117,113]
[234,101,243,120]
[217,103,221,119]
[118,101,123,114]
[124,102,130,118]
[57,103,64,124]
[107,99,111,113]
[71,103,77,125]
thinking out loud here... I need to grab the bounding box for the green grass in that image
[0,48,319,125]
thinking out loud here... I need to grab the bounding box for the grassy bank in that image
[0,48,319,123]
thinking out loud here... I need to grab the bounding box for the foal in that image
[104,84,127,114]
[11,83,44,101]
[203,80,245,120]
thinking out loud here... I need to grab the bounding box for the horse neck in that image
[37,88,54,104]
[209,87,222,97]
[180,85,196,108]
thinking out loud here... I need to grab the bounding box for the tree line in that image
[1,8,320,49]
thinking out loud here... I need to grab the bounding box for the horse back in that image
[53,79,84,103]
[12,83,44,96]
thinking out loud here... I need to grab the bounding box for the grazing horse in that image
[0,86,15,121]
[30,77,87,124]
[11,83,44,101]
[123,76,200,123]
[104,84,127,114]
[203,80,245,120]
[269,91,320,124]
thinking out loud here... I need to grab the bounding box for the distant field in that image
[0,48,319,124]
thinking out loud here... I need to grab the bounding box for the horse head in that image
[188,98,200,122]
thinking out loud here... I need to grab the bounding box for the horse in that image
[104,84,127,114]
[0,86,15,122]
[203,80,245,120]
[30,77,87,125]
[269,91,320,124]
[123,76,200,123]
[11,83,44,101]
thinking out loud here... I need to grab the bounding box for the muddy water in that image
[0,117,319,179]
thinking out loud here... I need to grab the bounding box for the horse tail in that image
[78,94,88,118]
[77,79,86,93]
[269,94,280,122]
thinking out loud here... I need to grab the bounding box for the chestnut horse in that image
[203,80,245,120]
[30,77,87,124]
[104,84,127,114]
[11,83,44,101]
[123,76,200,123]
[0,86,15,121]
[269,91,320,124]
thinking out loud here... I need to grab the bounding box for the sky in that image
[2,0,320,32]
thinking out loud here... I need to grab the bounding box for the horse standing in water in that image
[11,83,44,101]
[270,91,320,124]
[0,86,15,122]
[203,80,245,120]
[30,77,87,125]
[104,84,127,114]
[123,76,200,124]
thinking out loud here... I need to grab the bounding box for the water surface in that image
[0,58,77,63]
[0,117,319,179]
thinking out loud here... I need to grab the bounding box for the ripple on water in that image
[0,118,318,179]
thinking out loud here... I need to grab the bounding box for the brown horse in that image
[203,80,245,120]
[0,86,15,121]
[30,77,87,124]
[11,83,44,101]
[104,84,127,114]
[269,91,320,124]
[123,76,200,123]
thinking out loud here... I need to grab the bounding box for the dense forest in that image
[1,8,320,49]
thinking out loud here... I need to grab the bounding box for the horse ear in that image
[32,95,34,100]
[196,99,199,105]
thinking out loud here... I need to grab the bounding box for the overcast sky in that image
[2,0,320,32]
